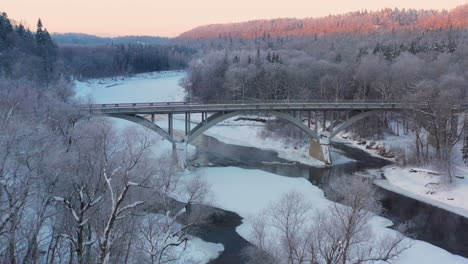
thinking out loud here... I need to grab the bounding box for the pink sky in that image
[2,0,467,37]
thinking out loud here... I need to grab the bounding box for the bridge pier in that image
[315,111,318,133]
[309,135,332,165]
[168,113,175,150]
[185,112,191,135]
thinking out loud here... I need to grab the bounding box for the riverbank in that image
[373,166,468,218]
[201,117,355,167]
[336,128,468,220]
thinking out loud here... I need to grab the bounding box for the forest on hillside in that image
[181,25,468,172]
[179,4,468,39]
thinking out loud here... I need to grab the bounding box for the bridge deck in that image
[81,101,418,115]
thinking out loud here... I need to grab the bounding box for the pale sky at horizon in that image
[2,0,468,37]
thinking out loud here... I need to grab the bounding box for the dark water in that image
[380,189,468,257]
[191,209,251,264]
[190,135,468,263]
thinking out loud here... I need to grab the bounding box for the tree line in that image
[0,12,195,82]
[60,43,195,79]
[178,4,468,39]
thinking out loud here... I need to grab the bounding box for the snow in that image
[182,237,224,264]
[336,118,468,219]
[74,71,186,103]
[373,166,468,218]
[201,117,355,167]
[52,196,64,202]
[137,213,223,264]
[184,166,468,264]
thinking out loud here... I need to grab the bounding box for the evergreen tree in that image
[36,18,45,45]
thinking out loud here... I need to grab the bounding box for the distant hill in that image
[52,33,169,45]
[178,4,468,39]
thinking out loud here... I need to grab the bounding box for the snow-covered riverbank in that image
[336,127,468,219]
[202,118,355,167]
[373,166,468,218]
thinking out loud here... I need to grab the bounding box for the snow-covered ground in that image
[373,165,468,218]
[336,122,468,219]
[185,167,468,264]
[75,71,186,103]
[184,237,224,263]
[335,130,414,162]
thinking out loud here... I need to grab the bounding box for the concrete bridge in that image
[78,101,466,165]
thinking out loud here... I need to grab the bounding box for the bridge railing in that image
[82,100,409,109]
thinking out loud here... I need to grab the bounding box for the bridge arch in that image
[330,110,385,139]
[77,113,178,144]
[186,110,321,144]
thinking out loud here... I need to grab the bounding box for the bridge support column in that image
[323,111,327,130]
[308,111,311,128]
[168,113,174,147]
[309,136,332,165]
[185,112,191,135]
[175,143,187,169]
[315,111,318,133]
[201,112,208,124]
[151,114,155,123]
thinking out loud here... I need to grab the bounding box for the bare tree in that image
[134,158,211,264]
[309,176,410,264]
[249,177,410,264]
